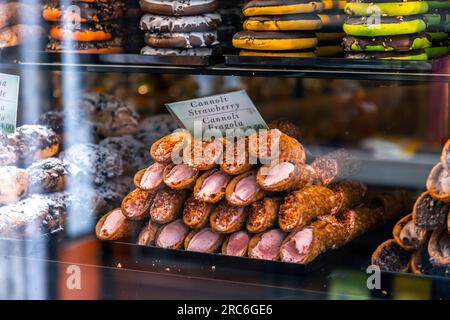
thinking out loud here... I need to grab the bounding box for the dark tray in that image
[100,53,223,66]
[225,54,450,73]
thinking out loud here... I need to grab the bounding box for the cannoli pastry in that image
[246,197,281,234]
[210,201,248,234]
[194,169,231,203]
[0,166,28,205]
[184,227,224,253]
[393,213,429,251]
[150,188,189,224]
[426,162,450,202]
[410,244,450,276]
[225,170,265,207]
[413,191,449,230]
[182,195,215,229]
[257,162,318,192]
[371,190,412,219]
[221,230,251,257]
[371,239,412,273]
[121,188,154,221]
[279,185,337,232]
[248,228,286,261]
[330,181,368,214]
[134,162,166,192]
[268,119,301,141]
[311,149,359,186]
[150,130,192,164]
[137,220,159,246]
[220,136,254,175]
[428,228,450,266]
[441,138,450,172]
[27,158,71,194]
[163,163,198,190]
[155,219,190,249]
[96,208,133,241]
[183,138,224,170]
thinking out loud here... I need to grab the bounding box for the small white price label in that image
[0,73,20,134]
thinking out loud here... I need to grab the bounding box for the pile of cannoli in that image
[96,120,410,264]
[372,139,450,277]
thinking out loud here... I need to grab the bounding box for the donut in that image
[424,13,450,32]
[239,49,315,57]
[314,44,344,56]
[345,49,428,60]
[46,38,123,53]
[343,33,432,52]
[243,14,322,31]
[144,31,218,48]
[140,13,222,33]
[343,16,427,37]
[318,13,348,31]
[316,31,345,42]
[139,0,219,16]
[322,0,346,10]
[49,22,119,41]
[345,0,429,16]
[141,45,220,56]
[42,1,125,22]
[243,0,323,16]
[233,31,318,51]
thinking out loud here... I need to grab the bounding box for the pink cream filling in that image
[199,171,228,197]
[226,231,250,256]
[140,162,165,189]
[264,162,295,185]
[187,228,221,252]
[232,174,259,202]
[251,229,285,260]
[100,209,126,237]
[166,164,196,183]
[156,219,188,248]
[281,228,313,263]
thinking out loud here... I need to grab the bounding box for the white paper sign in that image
[166,90,268,134]
[0,73,20,134]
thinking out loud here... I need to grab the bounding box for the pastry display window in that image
[0,0,449,301]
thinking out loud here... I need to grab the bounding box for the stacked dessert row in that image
[96,121,411,264]
[372,139,450,276]
[139,0,222,57]
[423,0,450,58]
[316,0,348,57]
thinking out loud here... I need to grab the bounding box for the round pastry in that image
[322,0,346,10]
[49,22,119,41]
[243,0,323,16]
[425,45,449,58]
[0,166,28,205]
[140,13,222,33]
[371,239,411,272]
[343,33,432,52]
[141,45,219,56]
[96,208,133,241]
[42,1,126,22]
[46,38,123,53]
[424,13,450,32]
[27,157,71,194]
[392,213,429,251]
[343,16,427,37]
[317,13,348,31]
[144,31,218,48]
[240,50,315,57]
[345,1,429,16]
[428,228,450,266]
[314,44,344,56]
[13,125,60,164]
[139,0,219,16]
[316,31,346,42]
[345,49,428,60]
[233,31,318,51]
[243,14,322,31]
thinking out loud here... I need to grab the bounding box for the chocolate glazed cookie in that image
[144,31,218,48]
[140,13,222,33]
[42,1,126,22]
[140,0,219,16]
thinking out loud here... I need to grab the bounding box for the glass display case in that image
[0,0,448,301]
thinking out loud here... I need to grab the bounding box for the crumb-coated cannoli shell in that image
[182,195,215,229]
[184,227,224,253]
[154,219,190,249]
[411,242,450,276]
[428,228,450,266]
[210,201,248,234]
[220,137,254,175]
[150,130,192,164]
[426,162,450,202]
[133,162,166,192]
[268,119,301,141]
[221,230,251,257]
[341,207,389,240]
[410,245,425,275]
[413,191,449,231]
[257,162,318,192]
[121,188,154,221]
[150,188,189,224]
[194,168,231,203]
[96,208,133,241]
[225,170,266,207]
[440,138,450,172]
[330,180,368,214]
[393,213,429,251]
[248,228,286,261]
[183,138,224,171]
[279,185,337,232]
[163,163,198,190]
[246,197,281,233]
[372,190,412,221]
[137,220,159,246]
[371,239,411,273]
[311,149,359,186]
